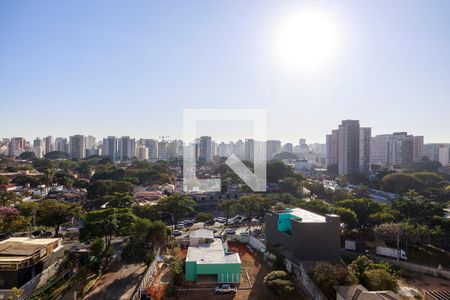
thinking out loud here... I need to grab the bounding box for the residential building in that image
[185,229,241,283]
[387,132,413,167]
[54,137,68,153]
[439,148,450,167]
[266,140,281,159]
[43,136,53,154]
[370,134,391,167]
[244,139,254,161]
[69,135,86,158]
[135,140,149,161]
[102,136,118,160]
[336,284,400,300]
[144,139,158,160]
[0,238,62,289]
[412,136,424,162]
[326,129,339,166]
[198,136,212,162]
[157,141,168,160]
[118,136,135,160]
[359,127,371,172]
[8,137,26,156]
[265,208,341,261]
[338,120,360,175]
[424,143,450,161]
[282,143,293,153]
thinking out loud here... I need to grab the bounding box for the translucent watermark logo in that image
[183,108,267,192]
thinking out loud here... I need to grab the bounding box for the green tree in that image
[19,151,37,160]
[363,269,398,292]
[348,256,374,283]
[196,212,213,223]
[37,199,82,236]
[267,160,295,183]
[412,172,444,187]
[374,223,404,260]
[87,180,134,199]
[381,173,422,194]
[218,199,239,227]
[392,191,445,224]
[0,175,9,185]
[264,271,295,297]
[312,263,357,292]
[44,151,69,160]
[335,198,381,230]
[157,194,195,224]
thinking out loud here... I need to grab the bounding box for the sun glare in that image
[273,10,342,73]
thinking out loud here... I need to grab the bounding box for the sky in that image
[1,0,449,144]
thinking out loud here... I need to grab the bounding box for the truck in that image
[376,246,407,260]
[345,240,356,251]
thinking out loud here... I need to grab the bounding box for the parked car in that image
[205,220,215,226]
[184,221,194,227]
[214,284,237,294]
[172,230,183,236]
[214,217,226,223]
[175,223,185,229]
[226,228,236,235]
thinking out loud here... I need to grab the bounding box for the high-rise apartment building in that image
[266,140,281,160]
[69,135,86,158]
[244,139,254,162]
[338,120,360,175]
[144,139,158,160]
[359,127,371,172]
[438,148,450,167]
[103,136,118,160]
[43,136,53,154]
[118,136,135,160]
[282,143,293,153]
[387,132,413,167]
[135,140,149,161]
[198,136,212,162]
[370,134,391,167]
[8,137,26,156]
[54,137,68,153]
[412,136,424,162]
[157,141,168,160]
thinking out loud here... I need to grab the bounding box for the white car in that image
[214,284,237,294]
[226,228,236,234]
[172,230,183,236]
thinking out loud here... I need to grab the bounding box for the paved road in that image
[82,262,147,300]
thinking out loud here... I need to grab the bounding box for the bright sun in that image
[273,10,341,73]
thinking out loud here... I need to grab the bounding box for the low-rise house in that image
[265,208,340,261]
[185,229,241,283]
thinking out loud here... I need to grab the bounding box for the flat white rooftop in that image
[186,238,241,265]
[285,208,326,223]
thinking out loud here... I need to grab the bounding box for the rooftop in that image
[280,208,327,223]
[186,238,241,265]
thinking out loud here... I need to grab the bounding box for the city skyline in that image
[1,1,450,142]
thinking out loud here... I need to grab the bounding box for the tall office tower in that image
[54,137,68,153]
[144,139,158,160]
[33,146,43,158]
[387,132,414,167]
[359,127,371,172]
[157,141,168,160]
[438,148,450,166]
[211,141,218,157]
[338,120,360,175]
[282,143,293,153]
[244,139,254,161]
[412,136,424,162]
[217,142,230,157]
[118,136,135,160]
[198,136,212,162]
[33,138,42,148]
[266,140,281,159]
[135,140,149,161]
[8,137,26,156]
[103,136,118,160]
[43,136,53,154]
[69,135,86,158]
[370,134,392,167]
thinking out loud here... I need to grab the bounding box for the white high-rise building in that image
[144,139,158,160]
[118,136,135,160]
[387,132,413,166]
[157,141,168,160]
[438,148,450,167]
[135,140,149,161]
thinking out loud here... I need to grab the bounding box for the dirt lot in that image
[175,242,310,300]
[399,272,450,295]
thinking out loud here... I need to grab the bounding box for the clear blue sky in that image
[1,0,449,143]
